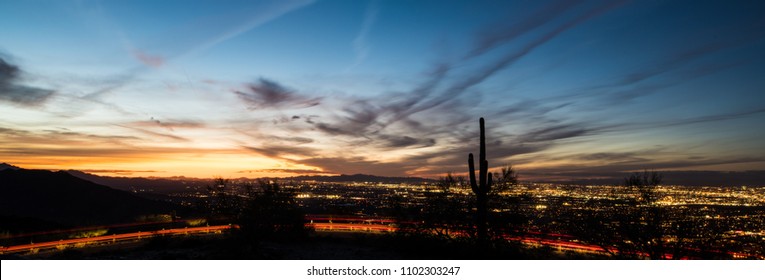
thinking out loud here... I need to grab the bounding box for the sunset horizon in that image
[2,1,764,180]
[2,0,765,265]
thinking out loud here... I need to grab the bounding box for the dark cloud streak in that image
[308,1,626,149]
[132,117,206,132]
[291,2,632,177]
[620,21,765,86]
[296,156,412,177]
[519,124,592,143]
[468,0,585,58]
[115,125,189,142]
[389,0,629,125]
[235,78,321,109]
[0,58,55,106]
[243,144,317,158]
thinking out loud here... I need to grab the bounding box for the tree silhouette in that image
[623,171,667,259]
[237,180,309,241]
[206,177,233,217]
[486,165,525,241]
[493,165,519,190]
[419,172,468,239]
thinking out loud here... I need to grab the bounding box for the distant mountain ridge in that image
[0,162,20,170]
[286,173,436,184]
[7,163,761,188]
[65,170,192,194]
[65,170,436,189]
[531,170,765,187]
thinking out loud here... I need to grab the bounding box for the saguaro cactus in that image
[468,117,492,242]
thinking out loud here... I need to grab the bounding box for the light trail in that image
[2,219,197,239]
[0,222,623,257]
[3,215,761,259]
[305,215,398,224]
[308,223,396,233]
[0,225,233,255]
[305,222,613,255]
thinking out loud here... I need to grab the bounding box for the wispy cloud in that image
[467,0,585,58]
[243,144,317,158]
[6,1,761,179]
[619,21,765,86]
[386,1,627,127]
[346,0,378,71]
[131,50,165,68]
[378,134,436,148]
[278,2,634,177]
[115,125,189,142]
[71,0,316,111]
[130,117,206,132]
[547,18,765,106]
[234,78,322,109]
[183,0,316,59]
[296,156,412,176]
[625,108,765,130]
[273,135,314,144]
[235,128,315,145]
[0,127,140,145]
[249,0,760,179]
[0,57,55,106]
[519,123,598,143]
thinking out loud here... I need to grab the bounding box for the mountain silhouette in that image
[286,174,436,184]
[0,168,173,231]
[66,170,435,187]
[65,170,190,194]
[0,162,21,171]
[529,170,765,187]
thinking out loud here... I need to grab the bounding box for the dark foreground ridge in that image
[0,168,173,232]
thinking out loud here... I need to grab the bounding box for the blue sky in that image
[1,0,764,180]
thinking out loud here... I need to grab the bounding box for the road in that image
[3,216,759,259]
[2,221,593,256]
[1,225,233,255]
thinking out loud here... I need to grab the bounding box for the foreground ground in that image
[2,231,600,260]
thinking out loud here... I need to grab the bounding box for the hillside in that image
[65,170,192,194]
[0,168,174,231]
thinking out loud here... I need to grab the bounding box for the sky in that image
[1,0,764,180]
